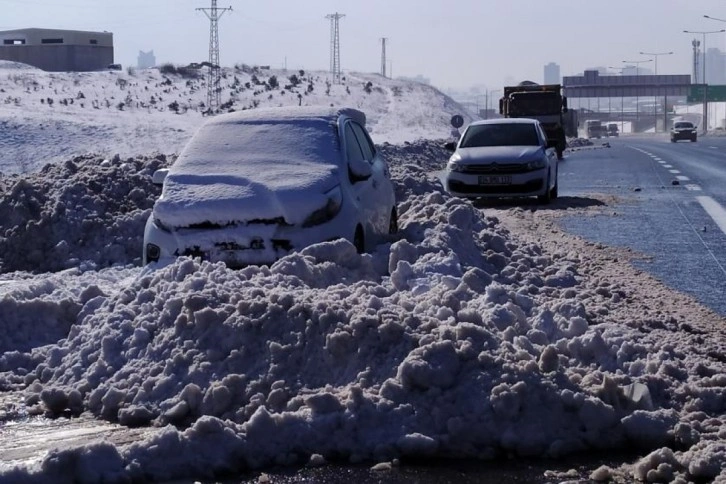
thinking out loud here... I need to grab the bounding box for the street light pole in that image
[609,66,627,132]
[683,29,725,133]
[638,51,673,75]
[623,59,653,125]
[638,52,673,132]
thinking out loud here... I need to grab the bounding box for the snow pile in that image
[0,142,725,482]
[0,154,170,273]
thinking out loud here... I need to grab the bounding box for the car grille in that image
[185,217,288,230]
[459,163,537,175]
[448,179,543,194]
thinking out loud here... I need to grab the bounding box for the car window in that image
[460,123,540,148]
[350,122,375,162]
[675,122,693,129]
[344,123,366,163]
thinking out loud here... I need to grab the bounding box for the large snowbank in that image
[0,141,725,482]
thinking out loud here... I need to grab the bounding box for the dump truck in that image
[499,81,568,159]
[584,119,603,139]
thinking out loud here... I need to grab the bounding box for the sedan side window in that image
[351,122,375,162]
[345,122,372,182]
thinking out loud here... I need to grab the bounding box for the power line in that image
[197,0,232,113]
[325,12,344,84]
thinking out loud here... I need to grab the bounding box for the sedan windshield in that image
[674,122,693,129]
[460,123,540,148]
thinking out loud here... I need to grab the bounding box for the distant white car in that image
[143,106,397,267]
[443,118,559,203]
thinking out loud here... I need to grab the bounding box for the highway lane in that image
[559,134,726,316]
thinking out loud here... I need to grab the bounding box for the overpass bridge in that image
[563,70,698,133]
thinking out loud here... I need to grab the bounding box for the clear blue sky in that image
[2,0,726,90]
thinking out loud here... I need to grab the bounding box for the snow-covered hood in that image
[455,145,545,164]
[153,110,344,228]
[154,162,339,228]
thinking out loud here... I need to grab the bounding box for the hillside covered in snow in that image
[0,61,472,174]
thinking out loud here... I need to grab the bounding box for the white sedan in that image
[444,118,559,203]
[143,106,397,267]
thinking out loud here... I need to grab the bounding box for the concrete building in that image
[544,62,560,85]
[137,50,156,69]
[0,28,113,72]
[705,47,726,85]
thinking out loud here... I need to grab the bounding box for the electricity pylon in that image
[197,0,232,112]
[326,13,345,84]
[380,37,387,78]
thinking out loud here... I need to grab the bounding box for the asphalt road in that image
[559,133,726,317]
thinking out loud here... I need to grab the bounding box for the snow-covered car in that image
[670,121,697,142]
[143,106,397,267]
[443,118,559,203]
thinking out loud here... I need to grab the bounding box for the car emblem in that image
[490,163,499,172]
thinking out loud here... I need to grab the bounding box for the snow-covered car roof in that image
[154,106,367,227]
[467,118,540,127]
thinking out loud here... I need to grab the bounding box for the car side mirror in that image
[444,141,457,151]
[152,168,169,186]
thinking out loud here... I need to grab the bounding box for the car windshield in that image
[675,122,693,129]
[459,123,540,148]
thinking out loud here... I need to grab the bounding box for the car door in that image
[537,122,557,190]
[342,120,378,236]
[349,121,394,235]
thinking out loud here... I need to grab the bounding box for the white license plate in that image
[478,175,512,185]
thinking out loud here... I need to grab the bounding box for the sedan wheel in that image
[538,175,553,204]
[354,226,365,253]
[388,207,398,234]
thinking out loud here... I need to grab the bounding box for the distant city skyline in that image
[2,0,726,91]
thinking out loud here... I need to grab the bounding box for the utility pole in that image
[380,37,387,78]
[326,12,345,84]
[197,0,232,113]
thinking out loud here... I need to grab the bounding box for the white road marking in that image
[710,146,718,149]
[663,164,672,168]
[676,175,690,181]
[697,196,726,236]
[685,184,702,191]
[669,169,680,174]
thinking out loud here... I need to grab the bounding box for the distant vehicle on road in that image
[443,118,559,204]
[607,123,619,137]
[671,121,697,142]
[584,119,603,139]
[143,106,397,267]
[499,82,568,160]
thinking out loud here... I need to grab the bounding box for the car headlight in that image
[447,154,464,172]
[302,185,343,227]
[526,158,547,170]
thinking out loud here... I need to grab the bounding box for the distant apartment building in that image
[137,50,156,69]
[544,62,560,84]
[705,47,726,85]
[0,28,113,72]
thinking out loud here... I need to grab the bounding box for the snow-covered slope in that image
[0,61,473,174]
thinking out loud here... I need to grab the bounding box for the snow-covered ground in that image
[0,61,471,174]
[1,62,726,483]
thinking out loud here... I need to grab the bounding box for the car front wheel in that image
[537,175,553,204]
[354,226,365,253]
[388,207,398,234]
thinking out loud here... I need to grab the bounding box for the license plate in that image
[478,175,512,185]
